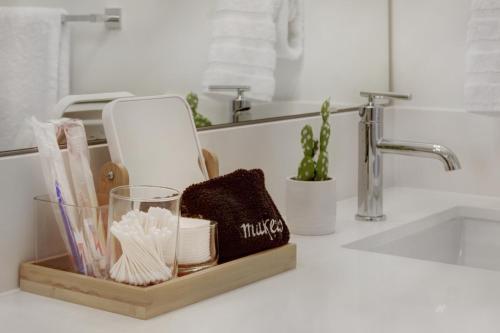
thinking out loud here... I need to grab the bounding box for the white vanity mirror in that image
[0,0,389,155]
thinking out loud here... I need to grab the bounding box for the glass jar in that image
[106,185,180,286]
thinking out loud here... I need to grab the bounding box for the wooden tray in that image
[20,243,296,319]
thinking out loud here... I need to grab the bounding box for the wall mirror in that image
[0,0,389,155]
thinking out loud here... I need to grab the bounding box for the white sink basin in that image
[345,206,500,271]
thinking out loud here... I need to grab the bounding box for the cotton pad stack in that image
[109,207,177,286]
[177,217,212,265]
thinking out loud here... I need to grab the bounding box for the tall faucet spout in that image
[377,139,461,171]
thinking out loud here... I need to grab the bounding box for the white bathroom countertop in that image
[2,187,500,333]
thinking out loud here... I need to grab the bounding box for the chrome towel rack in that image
[61,8,121,30]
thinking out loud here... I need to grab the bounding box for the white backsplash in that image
[198,112,382,211]
[391,107,500,197]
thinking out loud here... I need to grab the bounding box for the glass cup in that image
[107,185,180,286]
[177,220,218,276]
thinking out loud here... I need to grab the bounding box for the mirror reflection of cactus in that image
[186,92,212,128]
[297,99,331,181]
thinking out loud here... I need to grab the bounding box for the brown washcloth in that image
[181,169,290,263]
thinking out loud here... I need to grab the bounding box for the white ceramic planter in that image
[285,177,336,236]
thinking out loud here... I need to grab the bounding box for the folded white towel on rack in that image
[203,0,304,102]
[274,0,304,60]
[465,0,500,114]
[203,0,279,102]
[0,7,69,151]
[471,0,500,10]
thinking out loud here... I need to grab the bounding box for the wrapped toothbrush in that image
[62,119,106,277]
[32,117,105,277]
[31,117,86,274]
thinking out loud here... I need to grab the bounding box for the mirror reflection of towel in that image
[202,0,277,102]
[181,169,290,263]
[274,0,304,60]
[0,7,69,151]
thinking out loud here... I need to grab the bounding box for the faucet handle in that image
[360,91,412,103]
[208,85,250,96]
[208,85,251,121]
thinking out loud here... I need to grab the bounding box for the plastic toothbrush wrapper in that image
[31,118,86,274]
[32,117,105,277]
[109,207,177,286]
[63,119,106,277]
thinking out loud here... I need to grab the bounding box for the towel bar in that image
[61,8,121,30]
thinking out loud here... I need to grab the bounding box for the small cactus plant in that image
[296,98,331,181]
[186,92,212,128]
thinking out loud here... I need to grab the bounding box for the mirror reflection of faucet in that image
[208,85,251,123]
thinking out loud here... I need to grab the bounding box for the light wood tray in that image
[20,243,296,319]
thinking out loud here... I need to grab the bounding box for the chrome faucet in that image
[208,85,251,123]
[355,91,461,221]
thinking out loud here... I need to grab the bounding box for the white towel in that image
[465,0,500,114]
[0,7,69,151]
[203,0,278,102]
[274,0,304,60]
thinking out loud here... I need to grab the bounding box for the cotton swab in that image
[109,208,176,285]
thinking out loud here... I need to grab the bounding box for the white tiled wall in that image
[391,0,470,110]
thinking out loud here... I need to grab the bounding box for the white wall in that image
[387,0,500,196]
[274,0,389,104]
[0,0,215,95]
[390,0,470,109]
[2,0,389,107]
[390,108,500,196]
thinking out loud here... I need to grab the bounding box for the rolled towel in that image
[471,0,500,10]
[0,7,69,150]
[465,83,500,113]
[467,17,500,41]
[274,0,304,60]
[465,0,500,114]
[202,0,277,102]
